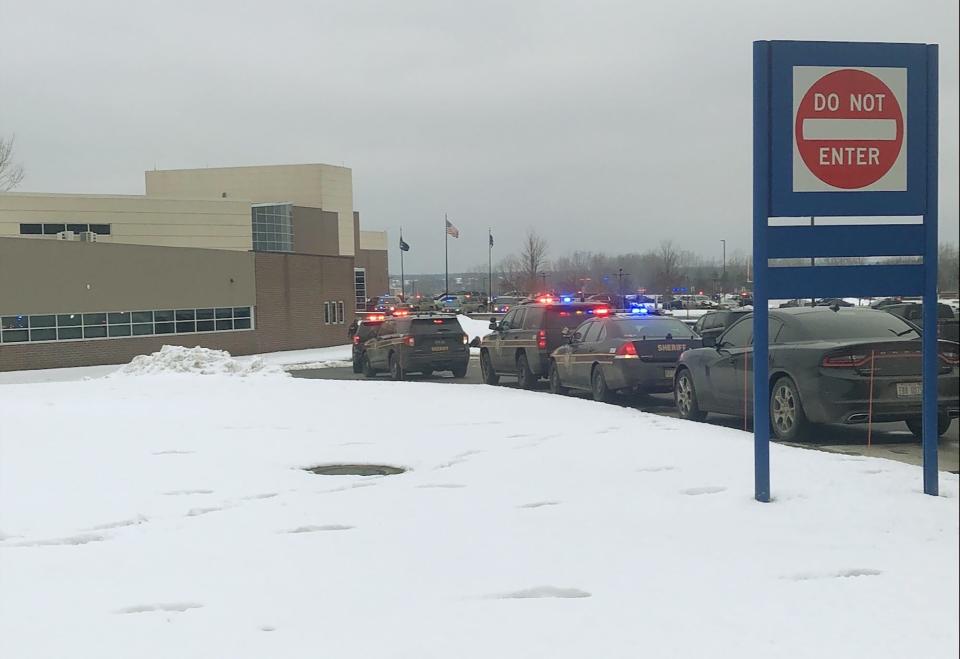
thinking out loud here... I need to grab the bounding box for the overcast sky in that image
[3,0,957,272]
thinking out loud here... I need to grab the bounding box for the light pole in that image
[720,239,726,298]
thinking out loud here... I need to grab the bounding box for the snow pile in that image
[113,345,286,377]
[457,313,493,343]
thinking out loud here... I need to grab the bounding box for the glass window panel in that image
[66,223,88,233]
[337,302,345,323]
[84,326,107,339]
[108,324,131,337]
[132,311,153,323]
[215,307,233,319]
[20,224,42,235]
[175,309,195,321]
[57,313,82,327]
[57,326,83,340]
[2,329,29,343]
[155,322,175,334]
[216,319,233,331]
[30,328,57,341]
[155,310,174,322]
[83,313,107,326]
[175,321,196,333]
[2,316,28,330]
[43,223,66,234]
[234,318,251,330]
[89,224,111,235]
[108,312,131,324]
[132,323,154,336]
[29,314,56,328]
[196,308,215,320]
[196,320,215,332]
[233,307,251,318]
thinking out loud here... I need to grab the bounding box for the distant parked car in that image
[673,307,959,441]
[880,302,960,343]
[691,309,751,340]
[491,296,522,313]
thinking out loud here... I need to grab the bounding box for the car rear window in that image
[411,318,463,334]
[545,308,596,330]
[614,318,695,339]
[795,310,920,340]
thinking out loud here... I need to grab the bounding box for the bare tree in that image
[655,240,682,293]
[497,254,524,295]
[1,136,25,191]
[520,229,548,293]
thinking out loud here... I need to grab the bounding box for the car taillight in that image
[404,335,415,347]
[593,307,611,316]
[615,342,639,359]
[941,348,960,365]
[537,329,547,350]
[462,334,469,345]
[821,353,869,368]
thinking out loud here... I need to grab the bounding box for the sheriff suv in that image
[349,314,386,373]
[360,314,469,380]
[479,300,610,388]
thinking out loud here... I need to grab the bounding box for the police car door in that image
[570,320,601,389]
[370,319,395,369]
[494,308,524,371]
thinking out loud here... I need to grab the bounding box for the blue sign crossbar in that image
[767,224,925,259]
[766,264,924,299]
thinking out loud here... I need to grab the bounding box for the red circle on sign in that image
[795,69,903,189]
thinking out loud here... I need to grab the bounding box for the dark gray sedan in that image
[673,307,960,441]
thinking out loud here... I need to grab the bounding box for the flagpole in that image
[399,226,405,301]
[488,227,492,306]
[444,213,449,296]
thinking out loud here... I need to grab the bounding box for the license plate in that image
[663,368,675,379]
[431,346,448,352]
[896,382,921,398]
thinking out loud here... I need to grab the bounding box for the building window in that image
[354,268,367,312]
[18,223,110,236]
[337,301,345,324]
[324,302,331,324]
[0,307,255,343]
[251,203,293,252]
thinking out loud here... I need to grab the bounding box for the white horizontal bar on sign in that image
[802,118,898,141]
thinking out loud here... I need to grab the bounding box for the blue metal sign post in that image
[753,41,939,501]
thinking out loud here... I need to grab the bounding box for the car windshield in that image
[613,318,696,339]
[794,310,920,340]
[411,318,463,334]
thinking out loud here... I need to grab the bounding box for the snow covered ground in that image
[1,363,957,658]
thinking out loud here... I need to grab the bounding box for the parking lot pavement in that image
[291,360,960,474]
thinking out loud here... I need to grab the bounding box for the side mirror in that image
[569,332,581,344]
[701,335,717,348]
[488,318,499,330]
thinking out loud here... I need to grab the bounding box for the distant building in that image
[0,163,388,371]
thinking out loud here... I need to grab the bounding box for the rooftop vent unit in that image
[56,231,77,241]
[79,231,98,243]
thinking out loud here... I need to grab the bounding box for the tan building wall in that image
[291,206,340,257]
[0,237,255,316]
[0,192,252,251]
[145,164,355,257]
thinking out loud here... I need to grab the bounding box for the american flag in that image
[445,219,459,238]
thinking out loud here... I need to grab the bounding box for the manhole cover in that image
[304,464,406,476]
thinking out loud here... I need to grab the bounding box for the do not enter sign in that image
[792,66,907,192]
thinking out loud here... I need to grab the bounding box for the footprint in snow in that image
[163,489,214,496]
[491,586,591,599]
[186,506,226,517]
[784,568,882,581]
[284,525,354,533]
[115,602,204,614]
[243,492,279,500]
[518,501,560,509]
[637,466,676,473]
[681,486,727,496]
[87,516,149,530]
[7,533,107,548]
[152,450,195,456]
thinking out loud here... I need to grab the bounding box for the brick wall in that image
[1,252,358,372]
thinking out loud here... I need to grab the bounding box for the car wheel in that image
[517,353,535,390]
[361,353,376,378]
[451,363,468,379]
[674,369,707,422]
[389,353,405,381]
[548,359,568,395]
[770,376,807,441]
[480,350,499,385]
[591,365,613,403]
[905,414,952,439]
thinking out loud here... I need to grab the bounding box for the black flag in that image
[399,237,410,251]
[489,233,494,248]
